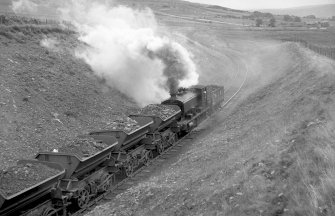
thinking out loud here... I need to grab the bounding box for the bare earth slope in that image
[1,1,335,215]
[87,42,335,215]
[0,20,135,169]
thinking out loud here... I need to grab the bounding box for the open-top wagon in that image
[130,104,181,153]
[88,116,154,176]
[35,136,119,210]
[0,160,65,216]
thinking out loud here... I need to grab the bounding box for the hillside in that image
[116,0,253,26]
[0,6,245,169]
[1,0,335,215]
[87,37,335,216]
[260,4,335,18]
[0,17,136,169]
[82,1,335,215]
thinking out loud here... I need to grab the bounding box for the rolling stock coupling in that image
[0,85,224,216]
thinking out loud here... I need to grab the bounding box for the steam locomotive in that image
[0,85,224,216]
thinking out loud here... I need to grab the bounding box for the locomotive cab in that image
[162,85,210,134]
[162,85,208,118]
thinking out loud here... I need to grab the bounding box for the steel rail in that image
[221,60,248,108]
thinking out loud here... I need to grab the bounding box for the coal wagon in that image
[35,137,118,211]
[130,104,181,153]
[0,160,65,216]
[88,116,153,176]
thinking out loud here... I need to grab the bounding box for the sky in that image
[184,0,335,10]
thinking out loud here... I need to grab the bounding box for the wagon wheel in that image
[148,150,154,160]
[144,150,153,166]
[107,178,113,190]
[76,189,90,209]
[124,162,134,177]
[133,156,140,168]
[174,134,178,142]
[169,134,176,145]
[102,178,112,192]
[42,207,58,216]
[87,182,97,195]
[157,143,164,155]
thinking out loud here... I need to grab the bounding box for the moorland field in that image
[1,0,335,215]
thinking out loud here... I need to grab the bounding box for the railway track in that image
[72,59,249,216]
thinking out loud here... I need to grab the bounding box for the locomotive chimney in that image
[170,89,177,99]
[168,78,178,99]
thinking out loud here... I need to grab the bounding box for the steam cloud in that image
[13,0,199,106]
[12,0,38,13]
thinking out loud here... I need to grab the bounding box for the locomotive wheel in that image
[76,189,89,209]
[42,207,58,216]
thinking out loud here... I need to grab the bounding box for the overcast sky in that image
[184,0,335,9]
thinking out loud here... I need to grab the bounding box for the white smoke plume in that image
[12,0,38,13]
[12,0,199,107]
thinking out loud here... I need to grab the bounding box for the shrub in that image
[269,18,276,27]
[256,18,263,27]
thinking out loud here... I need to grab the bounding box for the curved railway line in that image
[72,56,249,216]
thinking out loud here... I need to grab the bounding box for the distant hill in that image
[205,5,245,13]
[260,4,335,18]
